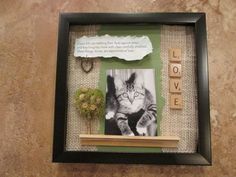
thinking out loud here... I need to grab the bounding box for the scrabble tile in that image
[169,48,181,62]
[170,94,183,109]
[169,78,182,93]
[169,63,182,78]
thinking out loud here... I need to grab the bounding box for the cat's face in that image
[114,73,145,113]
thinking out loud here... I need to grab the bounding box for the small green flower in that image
[90,104,97,111]
[82,102,88,109]
[96,98,101,104]
[79,94,85,101]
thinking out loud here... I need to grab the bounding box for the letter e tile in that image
[170,94,183,109]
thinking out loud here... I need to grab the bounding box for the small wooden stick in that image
[79,134,180,148]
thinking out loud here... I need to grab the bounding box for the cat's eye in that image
[134,92,139,97]
[122,93,128,98]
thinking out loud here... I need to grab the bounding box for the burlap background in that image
[66,25,198,153]
[160,25,198,153]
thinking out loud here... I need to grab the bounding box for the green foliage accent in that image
[75,88,104,120]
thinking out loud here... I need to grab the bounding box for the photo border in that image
[52,13,211,165]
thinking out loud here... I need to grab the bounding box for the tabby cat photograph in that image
[105,69,158,136]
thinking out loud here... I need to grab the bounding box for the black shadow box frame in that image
[52,13,211,165]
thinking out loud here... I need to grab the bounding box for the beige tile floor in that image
[0,0,235,176]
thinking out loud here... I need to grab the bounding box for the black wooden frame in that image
[52,13,211,165]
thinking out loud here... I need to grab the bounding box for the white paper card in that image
[74,35,153,61]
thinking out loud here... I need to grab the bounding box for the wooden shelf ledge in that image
[79,134,180,148]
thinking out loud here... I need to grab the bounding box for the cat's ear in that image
[114,76,124,90]
[135,72,144,88]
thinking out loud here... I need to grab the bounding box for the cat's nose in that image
[129,98,134,104]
